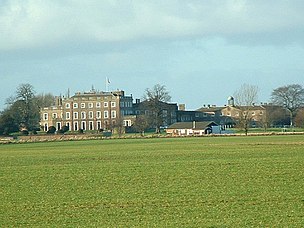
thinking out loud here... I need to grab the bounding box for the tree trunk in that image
[289,110,293,127]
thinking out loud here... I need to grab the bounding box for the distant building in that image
[40,90,133,132]
[196,96,289,128]
[196,104,235,128]
[176,110,215,122]
[40,89,290,134]
[133,100,178,127]
[221,102,289,128]
[166,121,219,136]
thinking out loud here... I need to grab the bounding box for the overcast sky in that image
[1,0,304,111]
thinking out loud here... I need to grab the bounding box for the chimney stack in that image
[178,104,185,111]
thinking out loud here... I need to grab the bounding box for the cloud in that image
[1,0,304,52]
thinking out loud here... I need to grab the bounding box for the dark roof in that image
[196,107,225,112]
[167,121,218,130]
[133,100,178,108]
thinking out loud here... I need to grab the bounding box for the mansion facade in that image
[40,90,133,132]
[40,89,180,132]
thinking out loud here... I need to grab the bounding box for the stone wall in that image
[1,131,304,144]
[0,134,105,144]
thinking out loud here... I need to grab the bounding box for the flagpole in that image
[106,77,108,92]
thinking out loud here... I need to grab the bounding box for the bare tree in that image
[271,84,304,127]
[34,93,55,108]
[7,84,39,130]
[258,105,290,130]
[143,84,171,134]
[260,108,271,131]
[16,84,35,103]
[234,84,259,135]
[294,108,304,128]
[133,115,149,136]
[113,116,125,137]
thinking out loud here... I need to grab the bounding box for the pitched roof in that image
[167,121,218,130]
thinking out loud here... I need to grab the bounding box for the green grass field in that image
[1,136,304,227]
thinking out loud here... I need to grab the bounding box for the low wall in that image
[0,134,105,144]
[1,131,304,144]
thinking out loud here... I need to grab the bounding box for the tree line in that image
[0,84,55,135]
[0,83,304,136]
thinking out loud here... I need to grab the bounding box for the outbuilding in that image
[166,121,219,136]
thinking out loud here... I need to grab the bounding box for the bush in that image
[31,130,38,135]
[2,127,10,136]
[47,126,56,134]
[21,130,29,135]
[78,129,84,134]
[60,125,69,134]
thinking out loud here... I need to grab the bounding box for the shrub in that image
[2,128,10,136]
[60,125,69,134]
[78,129,84,134]
[47,126,56,134]
[21,130,29,135]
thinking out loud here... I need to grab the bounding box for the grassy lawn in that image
[1,136,304,227]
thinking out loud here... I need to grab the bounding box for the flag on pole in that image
[106,77,111,92]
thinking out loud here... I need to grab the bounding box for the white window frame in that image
[57,122,61,130]
[81,121,87,131]
[123,120,131,127]
[81,121,86,130]
[89,121,94,130]
[96,102,101,108]
[104,111,108,119]
[96,111,101,119]
[81,111,86,119]
[81,103,86,108]
[66,103,70,109]
[44,113,48,120]
[111,110,116,118]
[73,112,78,119]
[104,102,108,108]
[73,103,78,108]
[111,102,116,107]
[89,111,94,119]
[74,122,78,131]
[97,121,101,130]
[66,112,70,120]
